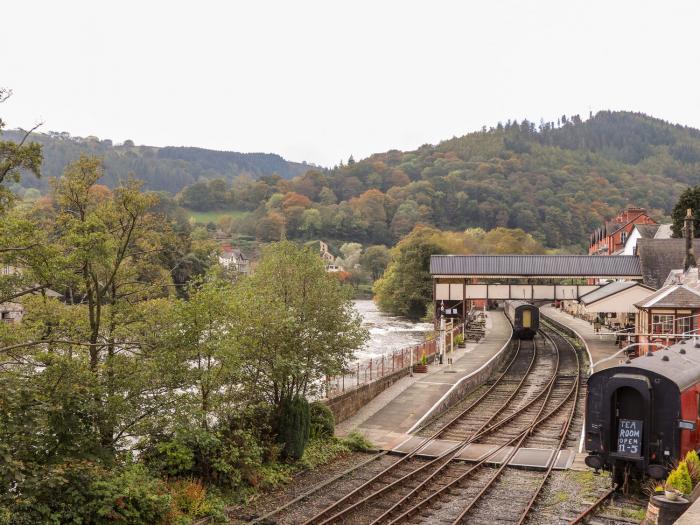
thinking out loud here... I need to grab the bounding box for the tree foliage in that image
[374,225,545,318]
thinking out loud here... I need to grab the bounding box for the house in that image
[589,206,657,256]
[318,241,335,264]
[564,280,654,327]
[621,223,672,255]
[634,210,700,354]
[218,247,250,274]
[0,287,63,324]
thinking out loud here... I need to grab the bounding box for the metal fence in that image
[325,322,464,399]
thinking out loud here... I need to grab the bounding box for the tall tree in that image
[233,241,367,407]
[671,185,700,238]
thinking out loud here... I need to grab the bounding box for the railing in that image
[325,323,464,399]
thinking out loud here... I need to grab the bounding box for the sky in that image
[3,1,700,167]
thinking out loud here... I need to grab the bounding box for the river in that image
[352,299,433,360]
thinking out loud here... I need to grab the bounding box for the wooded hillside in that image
[3,130,313,192]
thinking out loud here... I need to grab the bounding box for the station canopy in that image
[430,255,642,279]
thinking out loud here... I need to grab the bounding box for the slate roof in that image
[635,284,700,309]
[430,255,642,278]
[654,224,673,239]
[579,280,652,305]
[637,238,700,289]
[634,224,661,239]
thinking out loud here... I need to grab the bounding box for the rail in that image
[324,322,465,399]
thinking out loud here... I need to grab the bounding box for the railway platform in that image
[336,310,512,450]
[540,305,623,372]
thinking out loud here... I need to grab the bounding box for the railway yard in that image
[236,318,649,524]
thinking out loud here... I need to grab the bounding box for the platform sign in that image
[617,419,643,456]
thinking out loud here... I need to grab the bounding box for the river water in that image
[352,300,432,360]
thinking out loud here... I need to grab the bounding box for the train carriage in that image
[584,340,700,481]
[504,301,539,340]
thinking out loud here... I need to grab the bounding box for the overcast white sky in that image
[3,1,700,167]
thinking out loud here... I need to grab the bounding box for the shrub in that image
[685,450,700,486]
[309,401,335,438]
[4,461,174,525]
[301,437,350,469]
[454,334,465,346]
[168,479,226,523]
[343,431,374,452]
[421,353,427,366]
[276,396,310,460]
[666,461,693,495]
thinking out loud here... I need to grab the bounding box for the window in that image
[652,314,674,334]
[677,315,692,335]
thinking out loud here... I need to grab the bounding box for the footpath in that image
[336,311,512,449]
[540,305,624,372]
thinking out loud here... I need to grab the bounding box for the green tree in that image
[233,241,367,408]
[0,88,42,212]
[360,245,391,280]
[671,185,700,237]
[374,226,446,319]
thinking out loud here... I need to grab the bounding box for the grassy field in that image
[184,209,249,224]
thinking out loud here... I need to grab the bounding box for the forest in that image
[8,111,700,251]
[2,129,313,193]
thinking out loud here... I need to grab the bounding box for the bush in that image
[343,431,374,452]
[3,461,174,525]
[309,401,335,438]
[685,450,700,486]
[168,479,226,523]
[300,438,350,469]
[276,396,310,460]
[666,461,693,495]
[454,334,465,346]
[143,426,266,490]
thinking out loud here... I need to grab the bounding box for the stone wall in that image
[324,367,411,423]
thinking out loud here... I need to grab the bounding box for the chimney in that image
[683,208,696,271]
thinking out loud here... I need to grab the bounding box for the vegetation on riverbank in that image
[0,104,369,522]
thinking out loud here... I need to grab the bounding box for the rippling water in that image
[352,299,432,360]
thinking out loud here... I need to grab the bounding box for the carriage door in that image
[522,309,531,329]
[612,385,647,458]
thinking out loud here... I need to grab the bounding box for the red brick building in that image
[589,207,657,256]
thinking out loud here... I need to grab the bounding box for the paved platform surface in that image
[336,311,512,449]
[541,306,624,372]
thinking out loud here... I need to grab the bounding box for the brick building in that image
[589,206,657,256]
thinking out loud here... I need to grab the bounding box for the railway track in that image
[251,322,587,525]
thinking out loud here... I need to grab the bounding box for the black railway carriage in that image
[504,300,539,340]
[584,341,700,481]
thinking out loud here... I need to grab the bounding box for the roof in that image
[430,255,642,278]
[635,284,700,309]
[654,224,673,239]
[634,224,661,239]
[579,280,651,305]
[596,339,700,391]
[637,238,700,289]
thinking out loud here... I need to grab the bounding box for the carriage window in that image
[677,316,692,336]
[652,314,674,334]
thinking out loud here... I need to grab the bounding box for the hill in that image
[3,130,314,193]
[263,111,700,249]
